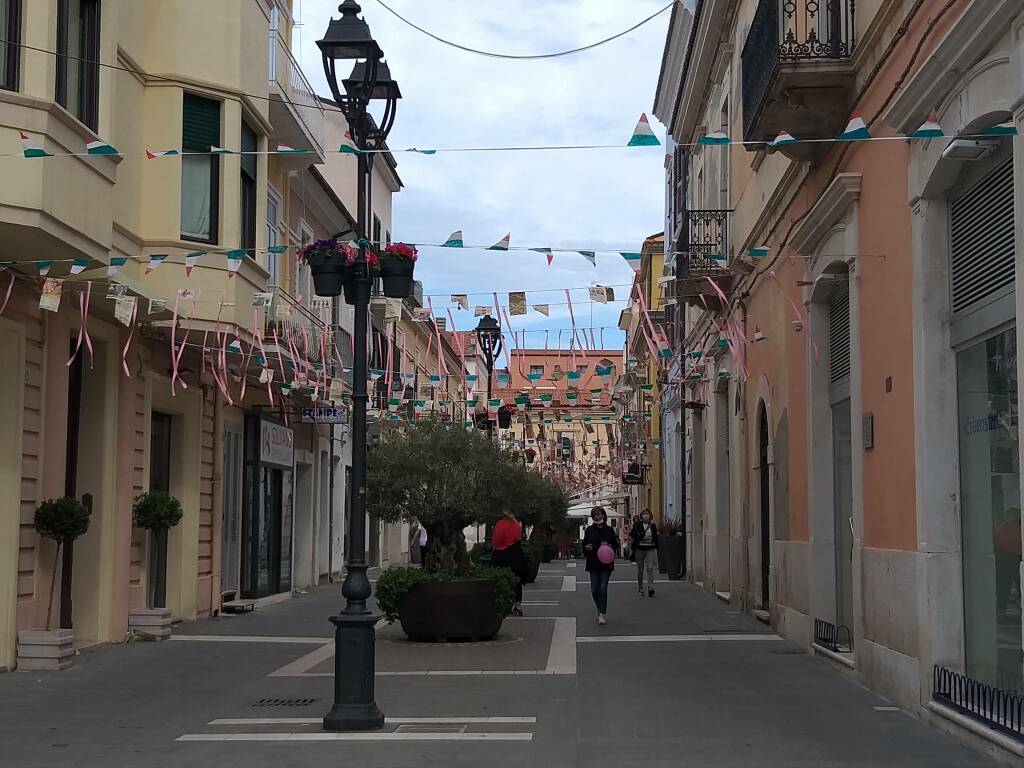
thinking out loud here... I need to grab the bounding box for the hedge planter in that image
[398,579,503,642]
[522,557,541,585]
[661,535,684,580]
[307,252,347,298]
[379,256,415,299]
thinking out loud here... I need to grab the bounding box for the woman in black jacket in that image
[629,511,659,597]
[583,507,619,625]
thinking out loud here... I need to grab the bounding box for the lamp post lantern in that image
[317,0,399,733]
[474,314,503,440]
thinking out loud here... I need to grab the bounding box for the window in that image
[385,230,391,246]
[530,365,545,377]
[576,364,588,374]
[181,94,221,243]
[1,0,21,91]
[240,120,258,255]
[295,223,313,302]
[373,215,382,248]
[56,0,100,130]
[266,187,281,285]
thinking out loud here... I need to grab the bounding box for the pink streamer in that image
[769,270,821,362]
[427,298,448,375]
[169,292,183,394]
[0,273,13,316]
[67,282,94,369]
[121,298,139,377]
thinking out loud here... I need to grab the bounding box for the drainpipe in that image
[209,385,224,616]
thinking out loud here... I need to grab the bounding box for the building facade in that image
[655,0,1024,761]
[0,0,400,669]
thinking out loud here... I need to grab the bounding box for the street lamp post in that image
[317,0,400,732]
[474,314,503,440]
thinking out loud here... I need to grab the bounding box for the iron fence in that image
[813,617,853,652]
[684,210,731,273]
[933,665,1024,741]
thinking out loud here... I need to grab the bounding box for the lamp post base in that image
[322,612,385,732]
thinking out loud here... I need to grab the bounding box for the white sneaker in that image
[598,613,607,626]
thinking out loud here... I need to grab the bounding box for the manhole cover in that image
[251,697,318,707]
[394,724,467,734]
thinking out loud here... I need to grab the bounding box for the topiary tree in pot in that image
[133,492,183,610]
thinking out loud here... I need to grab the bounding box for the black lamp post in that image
[475,314,503,440]
[317,0,399,733]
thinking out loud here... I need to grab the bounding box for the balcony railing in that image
[742,0,856,140]
[269,30,326,155]
[681,210,731,274]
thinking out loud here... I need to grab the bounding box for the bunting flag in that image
[86,140,118,156]
[39,278,62,312]
[589,286,610,303]
[185,251,202,276]
[700,131,730,145]
[639,384,654,392]
[429,374,442,385]
[443,230,464,248]
[515,395,529,411]
[527,371,543,382]
[451,294,469,310]
[69,258,90,275]
[533,304,550,316]
[509,291,526,316]
[531,247,554,266]
[108,257,127,276]
[488,397,502,411]
[211,146,233,155]
[566,391,579,403]
[226,250,245,276]
[750,245,769,259]
[488,234,511,251]
[984,122,1018,136]
[753,327,767,343]
[566,370,581,382]
[579,251,596,267]
[771,131,797,147]
[370,368,385,380]
[275,144,309,155]
[621,252,642,271]
[910,113,943,139]
[718,367,731,380]
[596,365,613,381]
[466,374,479,384]
[20,132,50,158]
[839,113,870,141]
[145,254,167,275]
[388,398,401,412]
[627,113,660,147]
[474,305,488,316]
[539,393,553,407]
[145,149,179,159]
[496,372,511,386]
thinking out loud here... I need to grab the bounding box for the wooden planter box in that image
[398,579,503,642]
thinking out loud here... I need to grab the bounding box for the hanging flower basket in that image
[299,240,380,301]
[380,243,418,299]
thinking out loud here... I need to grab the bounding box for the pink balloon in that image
[597,543,615,565]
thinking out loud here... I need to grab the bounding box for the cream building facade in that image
[0,0,401,670]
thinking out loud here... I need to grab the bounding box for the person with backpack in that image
[583,506,619,625]
[629,511,659,597]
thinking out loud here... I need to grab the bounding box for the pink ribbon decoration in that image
[219,332,235,406]
[0,272,13,316]
[447,309,468,404]
[169,291,184,394]
[426,297,447,375]
[121,298,139,377]
[272,327,288,389]
[492,292,511,371]
[769,270,820,362]
[632,283,664,368]
[67,282,95,369]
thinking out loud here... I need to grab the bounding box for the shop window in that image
[56,0,100,130]
[957,326,1021,692]
[181,93,221,243]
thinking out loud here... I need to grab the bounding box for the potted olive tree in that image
[129,492,183,640]
[18,497,91,670]
[371,419,523,641]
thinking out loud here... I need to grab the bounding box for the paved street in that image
[0,561,995,767]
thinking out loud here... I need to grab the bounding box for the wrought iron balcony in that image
[678,210,734,307]
[741,0,857,158]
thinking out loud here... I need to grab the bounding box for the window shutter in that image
[240,121,257,178]
[950,157,1015,316]
[183,94,221,149]
[829,282,851,385]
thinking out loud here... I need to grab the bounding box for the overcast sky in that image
[297,0,674,349]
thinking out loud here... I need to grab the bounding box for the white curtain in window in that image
[181,155,212,240]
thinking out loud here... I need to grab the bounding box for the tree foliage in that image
[132,492,184,531]
[33,497,91,543]
[367,419,569,575]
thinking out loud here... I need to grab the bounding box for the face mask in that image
[594,518,605,526]
[641,517,650,524]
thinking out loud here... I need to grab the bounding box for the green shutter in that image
[240,121,257,178]
[182,93,221,149]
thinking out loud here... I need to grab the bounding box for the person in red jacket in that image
[492,509,528,616]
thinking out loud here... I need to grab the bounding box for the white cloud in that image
[296,0,670,348]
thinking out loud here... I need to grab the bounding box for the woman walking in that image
[629,511,659,597]
[492,509,528,616]
[583,506,619,625]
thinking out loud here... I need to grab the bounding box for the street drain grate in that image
[251,697,319,708]
[394,724,467,734]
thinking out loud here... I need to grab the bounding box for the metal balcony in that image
[679,210,734,307]
[741,0,856,159]
[268,29,326,161]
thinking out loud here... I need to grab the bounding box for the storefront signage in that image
[300,406,348,425]
[260,420,294,467]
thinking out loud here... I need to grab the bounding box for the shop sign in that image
[260,420,294,467]
[301,406,348,425]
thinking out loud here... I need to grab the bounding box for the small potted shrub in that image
[379,242,417,299]
[130,492,183,639]
[19,497,91,670]
[658,517,684,580]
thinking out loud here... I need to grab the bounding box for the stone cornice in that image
[789,173,862,256]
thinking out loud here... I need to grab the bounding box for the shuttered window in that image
[829,283,851,384]
[950,157,1015,316]
[183,94,220,149]
[181,94,221,243]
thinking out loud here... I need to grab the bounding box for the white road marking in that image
[546,617,577,675]
[576,634,784,643]
[566,563,577,568]
[269,641,334,677]
[873,706,902,712]
[172,635,330,644]
[522,601,558,606]
[177,732,533,742]
[208,717,537,726]
[561,576,576,592]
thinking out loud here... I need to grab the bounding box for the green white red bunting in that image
[627,113,660,147]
